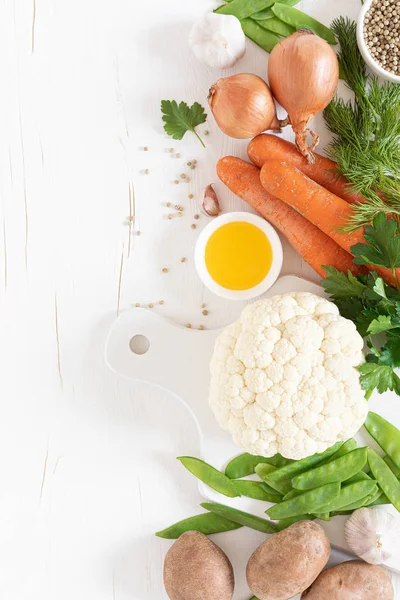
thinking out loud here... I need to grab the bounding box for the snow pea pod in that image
[266,442,343,482]
[241,18,280,52]
[292,448,368,491]
[365,412,400,470]
[177,457,240,498]
[317,480,378,514]
[217,0,274,20]
[266,482,340,519]
[275,514,315,531]
[252,0,300,20]
[256,465,292,496]
[155,512,242,539]
[271,3,336,44]
[258,17,295,36]
[368,448,400,511]
[235,480,282,502]
[367,492,390,506]
[344,470,372,484]
[225,453,291,479]
[340,486,379,512]
[283,489,302,501]
[201,502,276,534]
[384,455,400,478]
[324,439,358,464]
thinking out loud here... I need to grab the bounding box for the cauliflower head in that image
[209,292,367,460]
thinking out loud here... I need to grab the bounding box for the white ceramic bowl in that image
[195,212,283,300]
[357,0,400,83]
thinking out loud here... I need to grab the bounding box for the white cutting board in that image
[106,275,400,572]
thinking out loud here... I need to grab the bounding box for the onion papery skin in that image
[209,73,280,139]
[268,30,339,163]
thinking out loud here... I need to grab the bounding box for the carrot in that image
[248,134,367,205]
[216,156,363,279]
[260,160,397,287]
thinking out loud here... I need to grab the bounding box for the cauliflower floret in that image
[209,292,367,459]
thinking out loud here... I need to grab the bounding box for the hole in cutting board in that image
[129,335,150,355]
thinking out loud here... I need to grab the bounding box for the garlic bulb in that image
[188,13,246,70]
[345,507,400,565]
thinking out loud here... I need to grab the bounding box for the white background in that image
[0,0,399,598]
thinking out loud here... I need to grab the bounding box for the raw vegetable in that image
[188,13,246,69]
[247,521,330,600]
[163,531,234,600]
[345,507,400,565]
[209,291,367,460]
[292,448,368,491]
[200,184,221,217]
[177,456,240,497]
[161,100,207,147]
[384,456,400,478]
[315,481,377,515]
[217,0,274,20]
[208,74,280,139]
[259,161,398,287]
[201,502,276,533]
[324,18,400,229]
[368,449,400,512]
[268,30,339,162]
[272,3,336,44]
[240,18,280,52]
[301,560,394,599]
[266,483,340,519]
[276,514,315,531]
[252,0,300,21]
[156,512,242,539]
[247,134,367,204]
[234,480,282,502]
[257,16,294,37]
[216,157,363,278]
[225,452,291,478]
[365,412,400,470]
[264,443,343,482]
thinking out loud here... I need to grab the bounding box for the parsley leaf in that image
[379,330,400,367]
[322,266,366,299]
[161,100,207,147]
[358,362,400,398]
[351,213,400,273]
[367,315,394,335]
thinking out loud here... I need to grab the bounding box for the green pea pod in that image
[367,491,390,506]
[292,448,368,491]
[283,489,302,501]
[261,481,285,497]
[234,480,282,503]
[275,514,315,531]
[345,470,372,484]
[155,512,242,539]
[252,0,300,20]
[256,465,292,495]
[265,443,343,482]
[340,486,379,512]
[201,502,276,534]
[365,412,400,470]
[266,483,340,519]
[241,18,280,52]
[258,17,295,36]
[312,512,331,521]
[271,3,336,44]
[216,0,273,19]
[177,457,240,498]
[225,453,291,479]
[324,439,358,463]
[363,487,383,507]
[368,448,400,511]
[318,480,378,513]
[384,455,400,478]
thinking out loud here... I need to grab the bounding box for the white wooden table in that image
[0,0,398,598]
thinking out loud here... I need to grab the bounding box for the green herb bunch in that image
[323,214,400,398]
[324,18,400,231]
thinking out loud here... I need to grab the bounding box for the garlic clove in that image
[188,13,246,70]
[344,507,400,565]
[201,184,221,217]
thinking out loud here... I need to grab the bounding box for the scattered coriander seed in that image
[192,159,197,164]
[174,180,179,184]
[199,325,205,330]
[144,146,149,151]
[148,303,154,308]
[202,309,209,316]
[180,257,186,263]
[168,214,173,220]
[135,303,141,307]
[204,130,209,135]
[169,148,175,153]
[166,202,172,207]
[185,177,191,183]
[188,193,194,199]
[186,324,192,329]
[159,300,165,305]
[180,173,187,179]
[191,224,197,229]
[162,267,169,273]
[177,212,183,217]
[187,161,193,167]
[176,153,181,158]
[194,214,200,220]
[136,231,141,236]
[190,164,196,170]
[174,204,183,211]
[201,303,206,308]
[144,169,150,175]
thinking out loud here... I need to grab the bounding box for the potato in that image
[163,530,234,599]
[301,559,394,599]
[246,520,330,600]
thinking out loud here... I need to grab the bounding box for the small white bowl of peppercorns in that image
[357,0,400,82]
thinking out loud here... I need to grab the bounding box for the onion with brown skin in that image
[268,29,339,163]
[208,73,282,139]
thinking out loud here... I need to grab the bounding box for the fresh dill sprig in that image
[324,17,400,231]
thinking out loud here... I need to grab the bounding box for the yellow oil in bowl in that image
[204,221,273,291]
